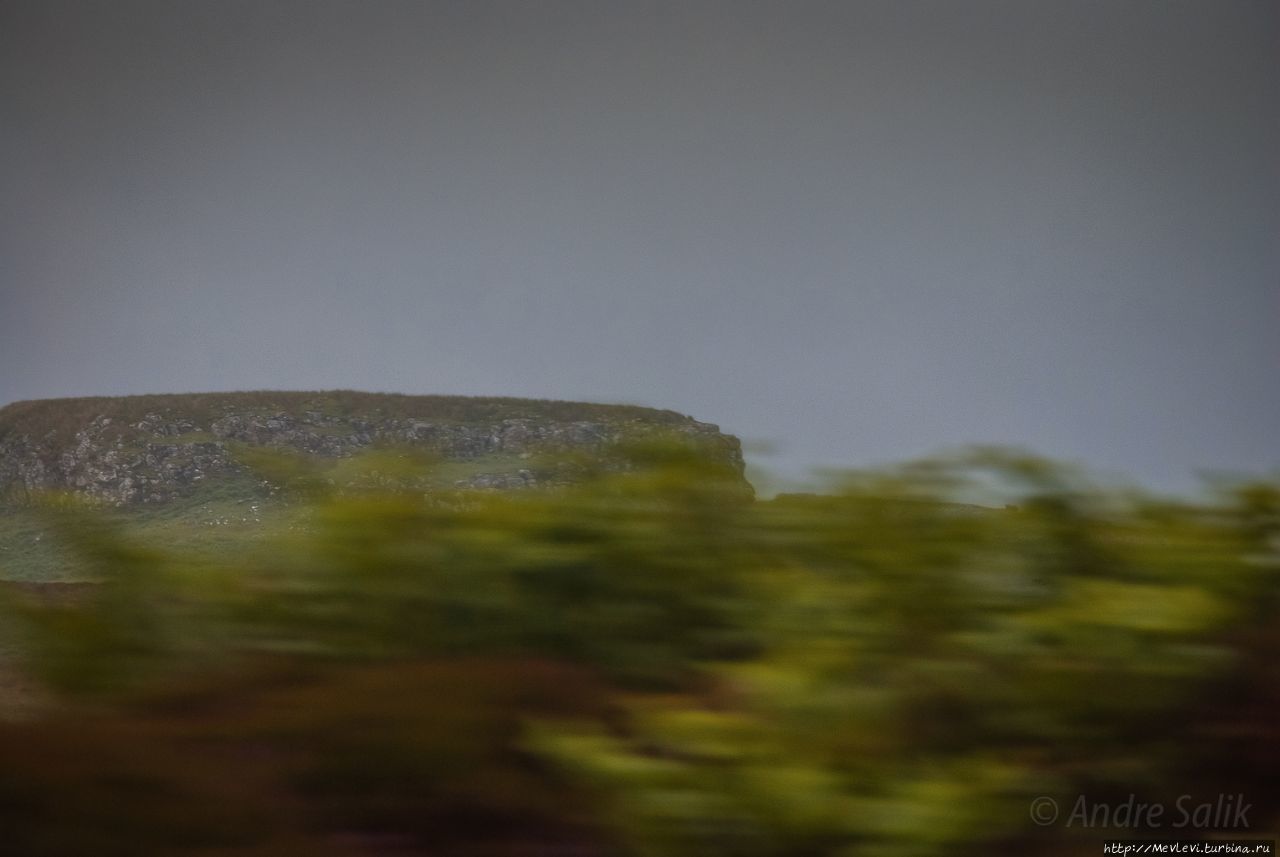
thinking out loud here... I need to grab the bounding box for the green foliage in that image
[0,447,1275,855]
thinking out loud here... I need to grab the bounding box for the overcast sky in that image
[1,0,1276,493]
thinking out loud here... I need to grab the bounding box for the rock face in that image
[0,392,748,505]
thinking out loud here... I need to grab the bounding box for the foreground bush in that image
[0,446,1276,855]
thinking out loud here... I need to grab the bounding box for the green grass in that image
[0,508,91,582]
[0,449,578,581]
[424,453,540,485]
[0,470,283,581]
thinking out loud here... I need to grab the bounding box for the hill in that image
[0,390,748,580]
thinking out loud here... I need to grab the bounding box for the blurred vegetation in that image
[0,443,1276,856]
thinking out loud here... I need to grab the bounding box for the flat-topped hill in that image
[0,390,747,506]
[0,391,749,580]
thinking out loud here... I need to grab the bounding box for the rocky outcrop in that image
[0,393,747,505]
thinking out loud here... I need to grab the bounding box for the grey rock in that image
[0,396,747,505]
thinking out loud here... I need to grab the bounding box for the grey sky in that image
[1,0,1276,493]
